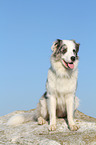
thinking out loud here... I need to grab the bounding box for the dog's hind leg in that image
[38,116,47,125]
[34,92,48,125]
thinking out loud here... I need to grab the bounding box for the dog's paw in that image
[69,124,80,131]
[49,124,56,131]
[38,117,46,125]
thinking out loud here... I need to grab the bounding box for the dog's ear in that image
[71,40,80,53]
[51,39,62,52]
[76,43,80,53]
[71,39,76,43]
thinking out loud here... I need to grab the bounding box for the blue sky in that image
[0,0,96,118]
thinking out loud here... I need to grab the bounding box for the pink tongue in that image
[68,63,74,69]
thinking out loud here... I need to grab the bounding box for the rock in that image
[0,109,96,145]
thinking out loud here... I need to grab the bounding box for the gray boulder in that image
[0,109,96,145]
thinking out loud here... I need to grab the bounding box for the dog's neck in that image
[50,56,78,78]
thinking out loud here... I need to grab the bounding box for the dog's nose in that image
[71,56,75,62]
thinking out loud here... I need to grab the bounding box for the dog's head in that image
[51,39,80,69]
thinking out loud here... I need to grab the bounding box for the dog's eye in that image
[60,44,67,54]
[63,49,67,53]
[73,49,76,53]
[61,48,67,54]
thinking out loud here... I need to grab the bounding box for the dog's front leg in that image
[66,95,79,131]
[47,95,56,131]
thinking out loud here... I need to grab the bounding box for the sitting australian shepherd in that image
[8,39,80,131]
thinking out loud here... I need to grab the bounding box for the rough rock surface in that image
[0,109,96,145]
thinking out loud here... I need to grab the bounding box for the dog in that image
[7,39,80,131]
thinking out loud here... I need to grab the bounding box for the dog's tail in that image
[7,112,35,126]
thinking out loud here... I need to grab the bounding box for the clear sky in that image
[0,0,96,118]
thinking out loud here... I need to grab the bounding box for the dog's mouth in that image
[62,59,74,69]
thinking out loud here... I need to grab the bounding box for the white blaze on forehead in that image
[62,40,75,50]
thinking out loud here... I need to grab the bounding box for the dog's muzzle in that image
[62,59,74,69]
[71,56,75,62]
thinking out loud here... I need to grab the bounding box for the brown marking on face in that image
[76,43,80,53]
[52,39,67,60]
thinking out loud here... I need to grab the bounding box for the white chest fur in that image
[56,75,77,94]
[46,57,78,97]
[46,68,78,96]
